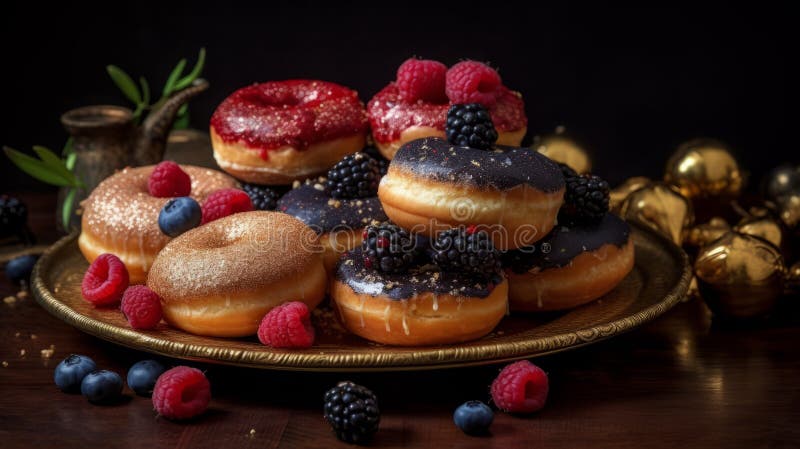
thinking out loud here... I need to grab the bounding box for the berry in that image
[4,254,39,284]
[362,146,389,176]
[362,222,416,273]
[559,174,610,225]
[445,103,498,150]
[0,195,28,237]
[445,60,502,107]
[148,161,191,198]
[54,354,97,393]
[395,57,448,103]
[453,401,494,435]
[80,370,124,404]
[127,359,167,397]
[558,162,578,179]
[242,183,280,211]
[326,152,381,199]
[152,366,211,420]
[430,227,501,278]
[490,360,549,413]
[121,285,163,330]
[323,381,380,444]
[81,253,129,306]
[201,188,254,224]
[158,197,201,237]
[257,301,315,349]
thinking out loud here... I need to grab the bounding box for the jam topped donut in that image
[379,104,564,250]
[278,152,389,272]
[211,80,368,185]
[368,59,527,160]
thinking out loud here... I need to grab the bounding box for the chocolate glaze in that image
[277,182,388,234]
[391,137,565,191]
[503,213,631,274]
[337,247,503,300]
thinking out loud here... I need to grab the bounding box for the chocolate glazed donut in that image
[378,137,565,250]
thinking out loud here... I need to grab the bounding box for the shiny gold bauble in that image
[534,134,591,174]
[786,262,800,293]
[609,177,653,212]
[619,183,694,245]
[694,232,786,318]
[664,138,744,200]
[775,193,800,230]
[734,216,787,254]
[762,164,800,201]
[685,217,731,248]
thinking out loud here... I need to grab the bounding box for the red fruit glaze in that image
[257,301,315,349]
[201,188,254,224]
[210,80,368,155]
[367,84,527,144]
[148,161,191,198]
[396,58,448,103]
[490,360,549,413]
[81,253,129,306]
[152,366,211,420]
[121,285,163,329]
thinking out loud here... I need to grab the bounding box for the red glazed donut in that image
[210,80,368,185]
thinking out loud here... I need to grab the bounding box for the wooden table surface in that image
[1,192,799,449]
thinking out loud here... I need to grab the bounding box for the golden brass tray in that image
[31,224,690,371]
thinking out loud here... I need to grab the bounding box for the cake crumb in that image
[30,334,37,340]
[292,180,301,189]
[19,349,26,357]
[14,332,21,338]
[1,361,7,367]
[17,290,28,299]
[40,348,54,359]
[249,429,256,437]
[4,296,16,305]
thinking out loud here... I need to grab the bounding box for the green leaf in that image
[62,187,77,230]
[174,47,206,91]
[62,137,74,157]
[3,146,75,187]
[162,58,187,97]
[32,145,77,184]
[140,77,151,105]
[106,65,142,104]
[65,151,77,171]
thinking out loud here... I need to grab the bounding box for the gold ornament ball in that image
[664,138,744,199]
[609,177,653,212]
[734,216,787,255]
[534,135,592,174]
[619,183,694,245]
[775,193,800,230]
[762,164,800,201]
[685,217,731,249]
[786,262,800,293]
[694,232,786,318]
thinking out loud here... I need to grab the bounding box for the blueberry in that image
[127,359,167,397]
[54,354,97,393]
[80,370,123,404]
[158,197,201,237]
[453,400,494,435]
[4,254,39,284]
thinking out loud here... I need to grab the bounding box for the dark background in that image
[1,3,792,192]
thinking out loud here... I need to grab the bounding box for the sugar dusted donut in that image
[210,80,368,185]
[147,211,326,337]
[368,59,527,160]
[504,214,634,311]
[331,247,508,346]
[378,137,565,250]
[78,165,237,284]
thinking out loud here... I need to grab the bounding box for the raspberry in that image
[148,161,191,198]
[121,285,163,329]
[257,301,315,349]
[490,360,549,413]
[445,60,502,108]
[396,58,448,103]
[201,188,254,224]
[152,366,211,420]
[81,253,129,306]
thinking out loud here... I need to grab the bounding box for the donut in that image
[277,179,388,273]
[378,137,565,250]
[504,214,634,311]
[331,248,508,346]
[210,80,368,185]
[78,165,237,284]
[147,211,326,337]
[367,84,527,160]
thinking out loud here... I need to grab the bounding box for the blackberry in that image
[242,183,280,211]
[430,226,501,278]
[0,195,28,237]
[558,162,578,179]
[323,381,380,444]
[362,146,389,176]
[362,222,415,273]
[559,174,610,225]
[445,103,498,150]
[326,152,381,199]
